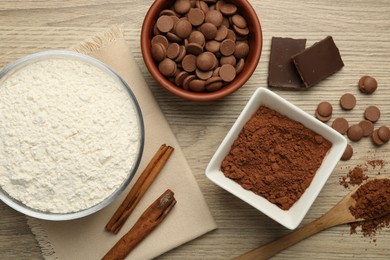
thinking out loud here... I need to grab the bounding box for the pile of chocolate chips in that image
[151,0,250,92]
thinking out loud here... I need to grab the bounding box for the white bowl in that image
[205,87,347,230]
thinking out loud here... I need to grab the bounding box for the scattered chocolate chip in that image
[364,106,380,122]
[341,144,353,161]
[347,124,364,142]
[332,117,349,134]
[339,93,356,110]
[371,129,385,146]
[377,125,390,143]
[358,75,377,94]
[315,110,332,123]
[317,101,333,117]
[358,120,374,137]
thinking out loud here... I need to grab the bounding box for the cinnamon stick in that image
[102,189,176,260]
[105,144,174,233]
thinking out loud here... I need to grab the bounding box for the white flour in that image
[0,57,141,213]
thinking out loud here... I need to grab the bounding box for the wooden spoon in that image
[235,184,367,260]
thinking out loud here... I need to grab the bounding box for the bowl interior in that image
[206,87,347,229]
[0,51,145,220]
[141,0,263,101]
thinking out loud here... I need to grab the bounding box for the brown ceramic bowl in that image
[141,0,262,101]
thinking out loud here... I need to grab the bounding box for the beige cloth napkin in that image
[27,27,216,260]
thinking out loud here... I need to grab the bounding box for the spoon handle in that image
[235,217,331,260]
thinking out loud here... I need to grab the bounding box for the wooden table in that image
[1,0,389,259]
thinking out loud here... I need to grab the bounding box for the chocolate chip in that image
[196,52,215,71]
[220,39,236,56]
[220,3,237,15]
[174,70,189,86]
[182,74,196,90]
[205,76,223,91]
[205,10,223,27]
[205,40,221,53]
[151,35,169,49]
[315,110,332,123]
[195,69,213,80]
[174,45,186,62]
[220,55,236,66]
[371,129,385,146]
[358,120,374,137]
[167,43,181,59]
[188,31,206,46]
[235,58,245,74]
[231,14,247,29]
[233,25,249,36]
[166,32,182,43]
[219,64,236,82]
[234,42,249,59]
[341,144,353,161]
[199,23,218,40]
[347,124,364,142]
[156,15,175,33]
[332,117,349,134]
[175,19,192,39]
[377,125,390,143]
[159,58,177,77]
[185,42,204,55]
[182,54,197,72]
[189,79,206,92]
[215,25,228,41]
[364,106,380,122]
[358,75,377,94]
[339,93,356,110]
[151,43,166,62]
[174,0,192,14]
[188,8,205,26]
[317,101,333,117]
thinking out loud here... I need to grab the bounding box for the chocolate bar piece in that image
[268,37,307,89]
[292,36,344,88]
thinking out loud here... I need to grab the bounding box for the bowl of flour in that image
[0,51,144,220]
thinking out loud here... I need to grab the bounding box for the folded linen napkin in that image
[27,26,216,260]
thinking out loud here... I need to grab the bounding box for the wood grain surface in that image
[1,0,389,259]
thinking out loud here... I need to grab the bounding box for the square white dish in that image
[205,87,347,230]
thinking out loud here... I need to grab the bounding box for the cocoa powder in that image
[339,160,385,189]
[349,179,390,238]
[339,165,368,188]
[221,106,332,210]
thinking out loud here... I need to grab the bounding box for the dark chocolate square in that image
[292,36,344,88]
[268,37,307,90]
